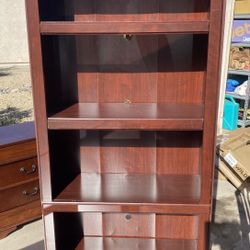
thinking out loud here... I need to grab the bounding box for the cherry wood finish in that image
[0,201,41,239]
[40,21,209,35]
[0,122,41,238]
[38,0,209,22]
[55,173,201,204]
[48,103,204,130]
[26,0,224,249]
[83,213,199,239]
[76,237,198,250]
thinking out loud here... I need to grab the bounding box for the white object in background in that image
[234,81,248,96]
[217,0,235,135]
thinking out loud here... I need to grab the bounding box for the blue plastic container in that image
[222,95,239,130]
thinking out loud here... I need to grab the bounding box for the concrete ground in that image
[0,178,249,250]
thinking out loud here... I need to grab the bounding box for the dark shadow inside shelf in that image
[79,130,202,149]
[74,0,209,15]
[39,0,209,21]
[76,34,208,73]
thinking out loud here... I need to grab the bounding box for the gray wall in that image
[0,0,29,64]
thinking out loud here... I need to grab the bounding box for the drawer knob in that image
[20,164,37,175]
[22,187,39,196]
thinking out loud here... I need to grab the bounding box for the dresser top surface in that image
[0,122,35,148]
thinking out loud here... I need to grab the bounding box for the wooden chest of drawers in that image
[0,122,41,239]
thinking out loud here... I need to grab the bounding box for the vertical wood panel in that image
[25,0,51,201]
[201,0,224,204]
[156,215,199,240]
[157,132,201,175]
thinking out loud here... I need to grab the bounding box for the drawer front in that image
[83,213,199,239]
[0,140,36,166]
[0,158,38,189]
[0,180,40,212]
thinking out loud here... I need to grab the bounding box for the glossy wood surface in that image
[55,173,200,204]
[48,103,204,130]
[0,200,41,239]
[79,131,201,175]
[0,158,38,189]
[43,202,210,215]
[201,0,224,205]
[25,0,224,249]
[0,180,39,212]
[0,122,41,238]
[40,21,209,35]
[75,237,197,250]
[0,140,36,166]
[83,213,199,239]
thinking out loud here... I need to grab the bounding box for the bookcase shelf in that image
[75,237,198,250]
[26,0,224,248]
[54,173,201,204]
[48,103,204,130]
[40,21,209,35]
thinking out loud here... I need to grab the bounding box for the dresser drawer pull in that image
[22,187,39,196]
[20,164,37,175]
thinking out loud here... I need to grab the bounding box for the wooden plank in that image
[40,21,209,35]
[48,103,204,130]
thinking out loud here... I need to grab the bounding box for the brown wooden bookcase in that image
[25,1,224,249]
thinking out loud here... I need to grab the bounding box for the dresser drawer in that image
[83,213,199,239]
[0,158,38,189]
[0,140,36,166]
[0,180,40,212]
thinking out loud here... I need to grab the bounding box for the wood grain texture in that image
[0,122,41,239]
[26,0,52,202]
[39,0,209,23]
[201,0,224,204]
[79,131,201,175]
[0,200,41,238]
[156,215,199,239]
[48,103,204,130]
[43,203,210,215]
[0,180,39,212]
[0,140,36,166]
[55,173,201,204]
[26,0,224,248]
[76,34,207,105]
[0,158,38,189]
[40,21,209,35]
[83,213,199,239]
[75,237,198,250]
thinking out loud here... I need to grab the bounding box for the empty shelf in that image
[48,103,204,130]
[75,237,197,250]
[55,173,201,205]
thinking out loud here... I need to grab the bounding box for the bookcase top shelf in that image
[40,21,209,35]
[48,103,204,130]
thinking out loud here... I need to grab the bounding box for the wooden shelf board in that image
[40,21,209,35]
[43,202,210,215]
[48,103,204,130]
[55,173,201,205]
[75,237,197,250]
